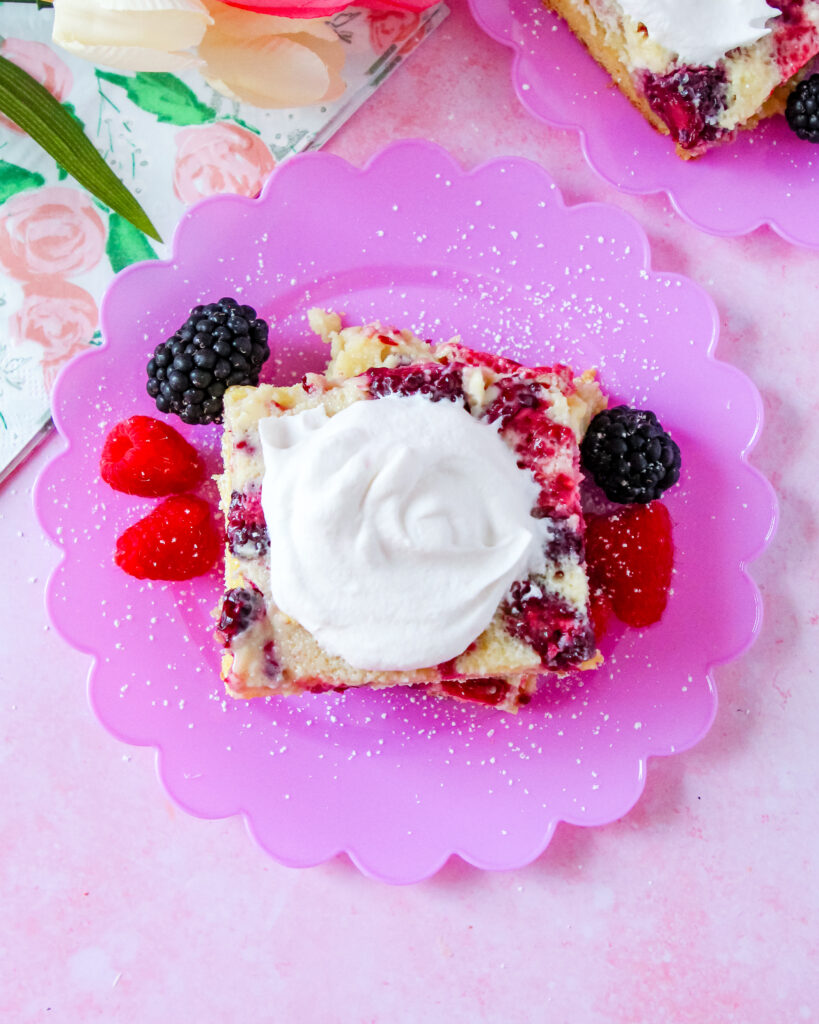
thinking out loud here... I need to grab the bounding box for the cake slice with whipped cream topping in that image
[546,0,819,156]
[215,310,605,712]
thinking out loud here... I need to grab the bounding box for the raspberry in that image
[585,502,674,628]
[100,415,203,497]
[115,495,221,580]
[588,584,612,641]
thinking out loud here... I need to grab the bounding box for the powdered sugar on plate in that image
[35,142,775,883]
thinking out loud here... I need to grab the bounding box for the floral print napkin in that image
[0,1,448,481]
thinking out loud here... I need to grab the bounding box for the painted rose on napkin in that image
[0,187,105,280]
[368,10,422,55]
[173,122,276,202]
[11,280,99,393]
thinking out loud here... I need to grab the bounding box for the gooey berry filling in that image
[484,379,580,520]
[227,488,269,558]
[262,640,280,679]
[503,580,596,670]
[216,586,265,646]
[480,376,593,665]
[643,65,728,151]
[367,362,467,405]
[439,677,512,707]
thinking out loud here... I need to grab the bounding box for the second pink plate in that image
[469,0,819,248]
[35,141,776,883]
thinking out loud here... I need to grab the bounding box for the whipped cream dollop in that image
[619,0,780,66]
[259,394,551,671]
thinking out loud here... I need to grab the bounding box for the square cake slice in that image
[546,0,819,157]
[215,311,606,712]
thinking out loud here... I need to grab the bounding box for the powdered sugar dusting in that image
[35,142,772,883]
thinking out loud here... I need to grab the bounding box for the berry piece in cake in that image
[486,378,581,519]
[482,377,543,428]
[503,579,596,669]
[642,66,727,152]
[226,487,269,558]
[438,677,512,707]
[581,406,681,504]
[585,502,674,628]
[100,415,203,497]
[367,363,467,405]
[115,495,221,580]
[786,74,819,141]
[146,297,271,425]
[215,586,266,646]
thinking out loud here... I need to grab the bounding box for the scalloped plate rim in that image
[466,0,819,249]
[33,140,777,883]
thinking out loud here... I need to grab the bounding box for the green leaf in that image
[229,115,261,135]
[96,70,217,126]
[0,158,45,204]
[53,103,85,180]
[63,101,86,132]
[0,55,161,241]
[106,211,159,274]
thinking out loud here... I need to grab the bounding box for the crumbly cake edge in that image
[215,314,605,710]
[542,0,799,159]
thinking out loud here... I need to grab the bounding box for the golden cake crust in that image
[215,312,605,711]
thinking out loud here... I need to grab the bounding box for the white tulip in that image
[52,0,213,72]
[199,0,346,109]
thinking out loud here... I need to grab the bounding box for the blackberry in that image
[146,297,270,425]
[786,75,819,143]
[581,406,681,504]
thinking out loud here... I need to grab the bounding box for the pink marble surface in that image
[1,1,818,1019]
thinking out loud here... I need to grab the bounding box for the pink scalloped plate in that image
[34,141,776,884]
[468,0,819,248]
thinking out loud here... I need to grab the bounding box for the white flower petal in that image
[55,39,202,71]
[201,33,337,108]
[53,0,211,68]
[100,0,209,13]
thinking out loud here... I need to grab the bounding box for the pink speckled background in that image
[2,1,818,1019]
